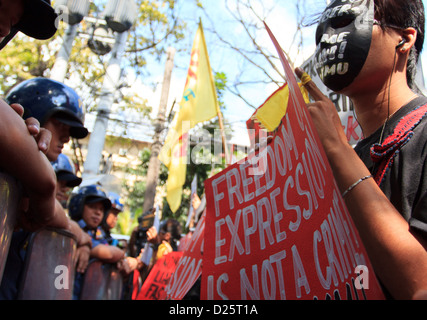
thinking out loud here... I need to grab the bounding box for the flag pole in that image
[199,19,231,165]
[217,106,231,165]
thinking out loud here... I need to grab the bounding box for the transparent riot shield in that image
[18,228,77,300]
[80,260,123,300]
[0,173,20,283]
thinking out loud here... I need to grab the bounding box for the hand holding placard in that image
[294,67,350,155]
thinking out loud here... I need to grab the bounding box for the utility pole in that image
[143,47,176,213]
[50,24,78,82]
[83,30,129,177]
[50,0,90,81]
[50,24,82,170]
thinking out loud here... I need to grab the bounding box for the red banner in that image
[164,211,205,300]
[136,251,183,300]
[200,24,384,301]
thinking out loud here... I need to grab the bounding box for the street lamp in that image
[86,0,138,56]
[54,0,90,25]
[87,22,113,55]
[103,0,138,33]
[50,0,90,82]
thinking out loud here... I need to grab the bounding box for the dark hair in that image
[160,219,182,251]
[374,0,425,90]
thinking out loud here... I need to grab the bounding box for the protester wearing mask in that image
[297,0,427,299]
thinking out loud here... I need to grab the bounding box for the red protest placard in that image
[136,251,183,300]
[164,211,205,300]
[200,24,385,300]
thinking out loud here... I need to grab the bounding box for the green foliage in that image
[215,71,227,110]
[112,210,139,236]
[0,36,57,94]
[122,147,168,212]
[123,148,148,213]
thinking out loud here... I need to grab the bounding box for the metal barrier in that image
[17,228,77,300]
[80,260,123,300]
[0,173,20,284]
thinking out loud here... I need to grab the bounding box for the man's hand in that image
[75,245,91,273]
[147,226,158,244]
[117,257,139,276]
[192,194,201,210]
[10,103,51,154]
[295,68,348,154]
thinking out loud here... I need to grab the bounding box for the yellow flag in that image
[159,22,219,213]
[253,83,310,132]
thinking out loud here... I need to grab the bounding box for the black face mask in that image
[314,0,374,92]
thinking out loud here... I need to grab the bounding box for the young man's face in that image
[82,201,105,230]
[43,117,71,161]
[0,0,24,42]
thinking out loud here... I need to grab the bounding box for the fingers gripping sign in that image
[295,68,328,102]
[295,67,349,153]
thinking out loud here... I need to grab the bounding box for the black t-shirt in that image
[354,96,427,237]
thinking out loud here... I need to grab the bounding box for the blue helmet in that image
[108,192,124,212]
[51,153,82,188]
[5,78,88,139]
[68,185,112,222]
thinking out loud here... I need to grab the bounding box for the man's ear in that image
[398,27,417,52]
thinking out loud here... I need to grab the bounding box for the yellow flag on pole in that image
[159,21,220,213]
